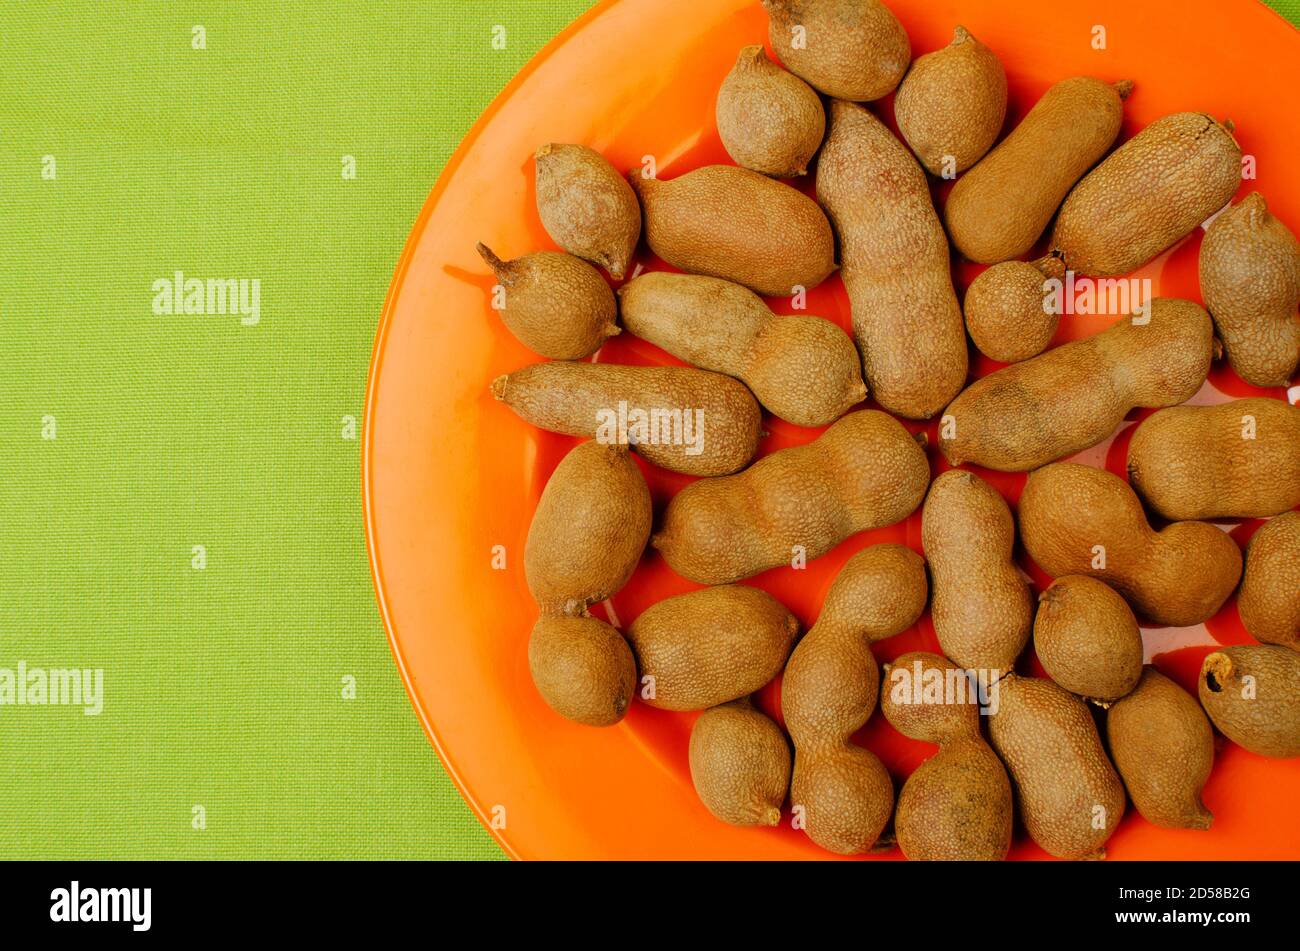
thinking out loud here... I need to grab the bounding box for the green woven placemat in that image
[0,0,598,861]
[1268,0,1300,20]
[0,1,1295,861]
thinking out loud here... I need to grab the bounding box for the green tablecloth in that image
[1,1,1296,860]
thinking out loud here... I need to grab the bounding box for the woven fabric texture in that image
[0,0,599,861]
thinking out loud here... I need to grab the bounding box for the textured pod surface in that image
[817,100,968,419]
[534,143,641,279]
[1238,511,1300,651]
[688,698,791,826]
[1052,112,1242,277]
[895,26,1007,177]
[811,545,930,644]
[940,298,1214,472]
[618,271,865,427]
[945,77,1130,264]
[654,410,929,585]
[922,470,1033,673]
[1200,192,1300,387]
[1199,645,1300,758]
[895,737,1013,861]
[962,255,1065,363]
[716,45,825,177]
[630,165,836,296]
[524,441,651,616]
[988,675,1126,859]
[761,0,910,102]
[784,546,928,748]
[528,615,636,727]
[1107,668,1214,829]
[1127,398,1300,520]
[1033,576,1142,702]
[491,361,762,477]
[476,244,618,360]
[1019,463,1243,627]
[790,745,894,855]
[626,586,799,711]
[881,651,981,744]
[784,544,928,854]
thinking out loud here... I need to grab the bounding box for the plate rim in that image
[361,0,625,861]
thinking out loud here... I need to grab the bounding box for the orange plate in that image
[364,0,1300,859]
